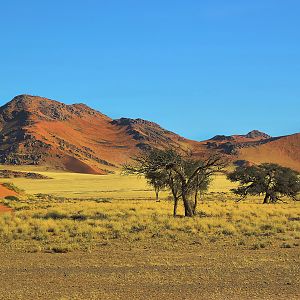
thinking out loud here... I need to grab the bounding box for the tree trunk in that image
[173,197,179,217]
[182,193,194,217]
[263,193,270,204]
[155,190,160,202]
[193,189,198,214]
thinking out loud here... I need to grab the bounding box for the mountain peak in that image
[245,130,271,139]
[1,95,107,122]
[112,117,161,128]
[7,94,60,106]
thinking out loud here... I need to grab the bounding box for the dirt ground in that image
[0,183,16,213]
[0,245,299,300]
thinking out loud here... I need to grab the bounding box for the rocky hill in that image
[0,94,298,173]
[0,95,198,173]
[205,130,276,155]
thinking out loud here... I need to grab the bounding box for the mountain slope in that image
[0,95,298,173]
[238,133,300,171]
[0,95,198,173]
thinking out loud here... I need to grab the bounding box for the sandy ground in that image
[0,245,299,300]
[0,183,16,213]
[0,205,12,213]
[0,184,17,198]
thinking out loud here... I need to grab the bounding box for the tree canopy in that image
[227,163,300,203]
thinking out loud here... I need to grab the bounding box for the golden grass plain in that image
[0,166,299,253]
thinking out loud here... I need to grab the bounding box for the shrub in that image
[70,214,87,221]
[281,242,292,248]
[4,195,19,201]
[130,224,147,233]
[47,244,74,253]
[44,211,67,220]
[251,242,267,250]
[2,182,24,193]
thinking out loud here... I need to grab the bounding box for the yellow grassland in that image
[0,165,237,198]
[0,165,299,253]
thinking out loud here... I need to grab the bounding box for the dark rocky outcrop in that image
[0,170,51,179]
[210,135,234,141]
[245,130,271,139]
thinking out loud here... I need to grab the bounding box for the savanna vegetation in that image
[1,192,300,253]
[0,153,299,253]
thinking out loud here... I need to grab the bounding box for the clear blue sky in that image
[1,0,299,140]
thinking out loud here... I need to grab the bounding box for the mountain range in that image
[0,95,299,174]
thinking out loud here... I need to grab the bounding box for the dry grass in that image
[0,166,299,253]
[0,166,156,199]
[0,165,237,199]
[1,196,299,253]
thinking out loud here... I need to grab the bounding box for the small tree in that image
[145,170,167,202]
[188,171,211,214]
[167,170,181,216]
[123,149,182,214]
[228,163,300,203]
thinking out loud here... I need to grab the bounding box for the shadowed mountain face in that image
[0,95,299,173]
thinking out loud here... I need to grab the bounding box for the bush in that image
[47,244,75,253]
[4,195,19,201]
[2,182,24,193]
[44,211,67,220]
[251,242,267,250]
[70,214,87,221]
[281,242,292,248]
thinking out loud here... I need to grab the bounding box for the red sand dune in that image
[0,205,12,213]
[0,184,17,198]
[0,183,16,213]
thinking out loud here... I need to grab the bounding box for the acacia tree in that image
[123,149,227,217]
[227,163,300,203]
[169,154,227,216]
[145,170,167,202]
